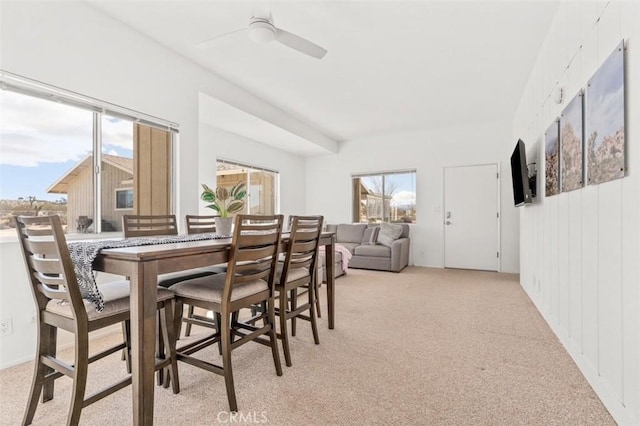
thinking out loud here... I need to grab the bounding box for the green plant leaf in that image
[205,204,221,213]
[230,182,246,199]
[201,184,216,203]
[201,192,216,203]
[216,186,229,201]
[226,200,244,214]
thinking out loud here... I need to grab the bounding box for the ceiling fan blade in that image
[196,28,247,50]
[275,28,327,59]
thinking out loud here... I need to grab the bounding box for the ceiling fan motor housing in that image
[249,17,276,43]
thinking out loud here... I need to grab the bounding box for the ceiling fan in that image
[196,9,327,60]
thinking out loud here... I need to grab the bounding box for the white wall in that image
[305,120,520,273]
[0,1,313,368]
[513,2,640,425]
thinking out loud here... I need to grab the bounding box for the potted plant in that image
[200,182,247,236]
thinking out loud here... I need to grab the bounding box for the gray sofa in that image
[318,223,410,281]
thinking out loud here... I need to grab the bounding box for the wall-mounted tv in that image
[510,139,534,206]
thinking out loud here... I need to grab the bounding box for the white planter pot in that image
[215,217,233,237]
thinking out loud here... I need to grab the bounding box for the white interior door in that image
[444,164,500,271]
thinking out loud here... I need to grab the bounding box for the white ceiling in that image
[87,0,558,155]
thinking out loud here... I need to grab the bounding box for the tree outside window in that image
[353,171,416,223]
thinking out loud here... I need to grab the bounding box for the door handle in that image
[445,221,452,225]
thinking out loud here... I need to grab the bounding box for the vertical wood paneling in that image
[150,128,170,215]
[549,197,560,323]
[597,2,622,64]
[532,203,545,304]
[135,124,152,215]
[597,180,623,400]
[134,125,171,216]
[581,186,598,367]
[67,165,94,233]
[622,177,640,412]
[568,190,582,344]
[558,194,570,334]
[621,4,640,416]
[514,3,640,423]
[543,198,552,313]
[101,163,133,232]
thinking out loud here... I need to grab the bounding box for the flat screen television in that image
[510,139,533,206]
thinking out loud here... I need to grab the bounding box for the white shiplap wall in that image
[514,2,639,425]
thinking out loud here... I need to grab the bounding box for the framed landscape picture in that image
[586,40,625,185]
[545,119,560,197]
[560,90,584,192]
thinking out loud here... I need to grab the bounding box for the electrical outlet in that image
[0,317,13,336]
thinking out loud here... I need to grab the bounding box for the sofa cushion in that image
[398,223,411,238]
[361,227,379,245]
[354,244,391,257]
[336,224,367,244]
[339,242,359,254]
[377,223,404,247]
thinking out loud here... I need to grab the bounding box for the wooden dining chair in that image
[275,215,323,366]
[122,214,219,288]
[185,214,217,234]
[122,214,179,238]
[14,215,179,426]
[182,215,227,337]
[122,213,220,377]
[170,214,284,412]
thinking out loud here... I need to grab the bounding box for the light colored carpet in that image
[0,267,615,425]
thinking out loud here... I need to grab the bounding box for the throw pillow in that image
[361,227,380,245]
[376,223,403,247]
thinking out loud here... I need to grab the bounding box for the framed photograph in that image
[560,90,584,192]
[586,40,625,185]
[545,119,560,197]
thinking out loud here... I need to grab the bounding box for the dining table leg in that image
[130,261,158,425]
[325,234,336,329]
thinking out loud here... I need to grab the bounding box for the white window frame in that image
[0,70,179,234]
[114,188,134,211]
[352,169,417,224]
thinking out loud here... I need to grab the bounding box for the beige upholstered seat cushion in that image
[275,263,311,283]
[157,267,220,288]
[354,244,391,257]
[46,280,174,320]
[170,274,268,303]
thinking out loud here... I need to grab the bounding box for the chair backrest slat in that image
[236,232,279,248]
[279,215,323,283]
[234,245,278,262]
[28,256,64,275]
[290,240,316,254]
[122,215,178,238]
[14,215,87,319]
[185,215,217,235]
[24,239,60,258]
[223,214,284,306]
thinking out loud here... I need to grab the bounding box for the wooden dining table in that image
[91,232,336,426]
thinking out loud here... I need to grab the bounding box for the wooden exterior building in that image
[47,154,133,232]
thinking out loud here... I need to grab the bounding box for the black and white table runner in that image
[68,233,227,311]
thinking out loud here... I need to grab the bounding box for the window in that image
[0,72,178,235]
[352,170,417,223]
[216,160,279,215]
[115,188,134,210]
